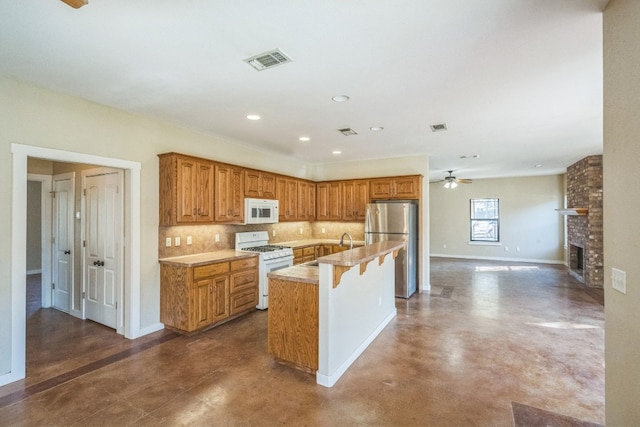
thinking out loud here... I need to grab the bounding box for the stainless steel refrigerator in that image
[365,202,418,298]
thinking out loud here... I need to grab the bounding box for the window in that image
[470,198,499,242]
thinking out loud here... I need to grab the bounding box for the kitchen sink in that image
[301,261,319,267]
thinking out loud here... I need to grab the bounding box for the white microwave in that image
[244,198,279,224]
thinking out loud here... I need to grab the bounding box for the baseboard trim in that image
[137,323,165,338]
[430,254,565,265]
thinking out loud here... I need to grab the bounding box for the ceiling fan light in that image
[450,181,458,188]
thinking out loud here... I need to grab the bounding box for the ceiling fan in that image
[440,170,473,189]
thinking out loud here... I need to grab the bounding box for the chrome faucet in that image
[339,232,353,250]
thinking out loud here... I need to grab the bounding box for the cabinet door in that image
[277,177,298,221]
[193,278,213,330]
[215,164,245,223]
[298,181,316,220]
[176,157,199,223]
[229,265,258,315]
[196,162,215,222]
[370,178,393,200]
[244,169,261,198]
[393,176,421,199]
[245,170,276,199]
[212,274,230,322]
[316,182,341,220]
[342,181,356,221]
[260,172,276,199]
[354,180,370,220]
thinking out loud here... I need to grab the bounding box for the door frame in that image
[27,173,53,309]
[5,143,142,386]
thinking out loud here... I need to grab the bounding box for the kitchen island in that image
[267,241,403,387]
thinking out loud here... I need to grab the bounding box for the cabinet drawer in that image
[230,257,258,272]
[193,262,229,280]
[230,269,258,293]
[230,288,258,315]
[302,246,315,256]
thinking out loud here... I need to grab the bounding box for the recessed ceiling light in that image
[246,114,261,121]
[460,154,480,159]
[332,95,350,103]
[370,126,384,131]
[332,150,342,155]
[535,164,543,168]
[299,137,310,142]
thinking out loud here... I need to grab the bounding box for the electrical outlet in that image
[272,229,276,237]
[321,227,326,234]
[165,237,172,247]
[299,228,303,234]
[516,247,521,252]
[504,246,509,252]
[215,233,220,242]
[174,237,181,246]
[443,244,447,249]
[612,268,626,294]
[186,236,192,245]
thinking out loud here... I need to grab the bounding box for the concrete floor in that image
[0,258,604,426]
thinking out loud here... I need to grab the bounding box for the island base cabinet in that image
[268,278,319,372]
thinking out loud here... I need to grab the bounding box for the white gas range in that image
[235,231,294,310]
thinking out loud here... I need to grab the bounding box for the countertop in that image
[318,241,405,267]
[158,250,257,267]
[267,241,404,284]
[267,264,319,284]
[275,238,365,248]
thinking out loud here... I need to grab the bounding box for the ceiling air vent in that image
[430,123,447,132]
[244,49,292,71]
[338,128,358,136]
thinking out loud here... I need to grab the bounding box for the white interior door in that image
[52,173,74,313]
[84,169,123,329]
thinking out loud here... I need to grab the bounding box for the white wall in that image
[0,76,431,380]
[430,174,565,263]
[603,0,640,424]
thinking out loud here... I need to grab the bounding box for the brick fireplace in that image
[566,155,603,288]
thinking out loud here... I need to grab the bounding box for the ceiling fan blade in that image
[457,179,473,184]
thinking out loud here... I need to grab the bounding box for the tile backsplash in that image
[158,221,365,258]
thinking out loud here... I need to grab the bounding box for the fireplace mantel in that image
[556,208,588,216]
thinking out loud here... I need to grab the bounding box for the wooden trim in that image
[333,265,351,288]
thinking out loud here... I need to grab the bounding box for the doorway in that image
[4,143,143,387]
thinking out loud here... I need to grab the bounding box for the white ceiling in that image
[0,0,608,181]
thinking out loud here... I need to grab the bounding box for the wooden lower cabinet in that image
[268,278,318,371]
[160,256,258,333]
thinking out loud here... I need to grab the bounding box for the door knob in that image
[64,250,71,255]
[93,260,99,266]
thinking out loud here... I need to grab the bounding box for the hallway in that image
[0,259,604,426]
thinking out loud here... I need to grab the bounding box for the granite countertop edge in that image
[159,250,258,267]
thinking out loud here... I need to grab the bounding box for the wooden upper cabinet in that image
[298,181,316,221]
[244,169,276,199]
[215,164,245,223]
[370,175,421,200]
[276,176,298,221]
[316,182,342,221]
[159,153,214,225]
[342,180,370,221]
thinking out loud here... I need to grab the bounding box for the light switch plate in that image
[612,268,626,294]
[165,237,172,247]
[174,237,181,246]
[215,233,220,242]
[186,236,192,245]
